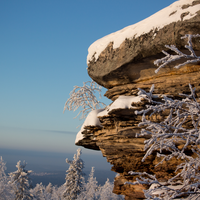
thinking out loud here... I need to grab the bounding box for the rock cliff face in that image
[76,95,195,199]
[87,0,200,100]
[76,1,200,199]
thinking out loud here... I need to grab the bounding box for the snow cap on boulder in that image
[87,0,200,90]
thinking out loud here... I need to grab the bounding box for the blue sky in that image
[0,0,175,170]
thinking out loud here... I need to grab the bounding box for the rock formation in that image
[87,0,200,101]
[76,0,200,199]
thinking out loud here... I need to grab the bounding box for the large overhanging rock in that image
[87,0,200,93]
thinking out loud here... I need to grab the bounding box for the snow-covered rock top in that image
[98,96,143,117]
[87,0,199,64]
[75,96,143,143]
[75,109,104,144]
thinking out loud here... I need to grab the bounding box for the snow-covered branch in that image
[63,81,106,120]
[126,84,200,199]
[154,34,200,73]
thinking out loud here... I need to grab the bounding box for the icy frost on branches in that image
[127,85,200,199]
[154,34,200,73]
[63,81,106,120]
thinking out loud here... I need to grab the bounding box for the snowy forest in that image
[0,149,124,200]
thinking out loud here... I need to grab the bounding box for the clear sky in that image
[0,0,176,170]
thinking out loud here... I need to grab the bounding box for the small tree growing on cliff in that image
[63,81,106,120]
[126,34,200,199]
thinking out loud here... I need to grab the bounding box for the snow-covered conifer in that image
[62,148,85,200]
[45,182,53,194]
[63,81,106,120]
[51,185,64,200]
[99,178,124,200]
[0,156,7,183]
[0,156,14,199]
[31,182,53,200]
[84,167,99,200]
[9,160,33,200]
[77,166,99,200]
[31,182,45,200]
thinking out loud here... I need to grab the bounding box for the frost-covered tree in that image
[62,148,85,200]
[154,34,200,73]
[45,182,53,195]
[63,81,106,120]
[31,182,44,200]
[83,167,99,200]
[77,167,99,200]
[99,178,124,200]
[31,182,53,200]
[9,160,33,200]
[0,156,7,186]
[51,185,64,200]
[0,156,14,199]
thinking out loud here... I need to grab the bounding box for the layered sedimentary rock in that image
[76,0,200,199]
[87,0,200,101]
[76,96,192,199]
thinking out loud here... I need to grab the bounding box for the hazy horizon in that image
[1,147,116,187]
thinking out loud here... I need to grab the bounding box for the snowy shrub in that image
[63,81,106,120]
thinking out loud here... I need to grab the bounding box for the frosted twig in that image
[129,84,200,199]
[63,81,106,120]
[154,34,200,73]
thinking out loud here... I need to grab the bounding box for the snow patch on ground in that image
[87,0,199,63]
